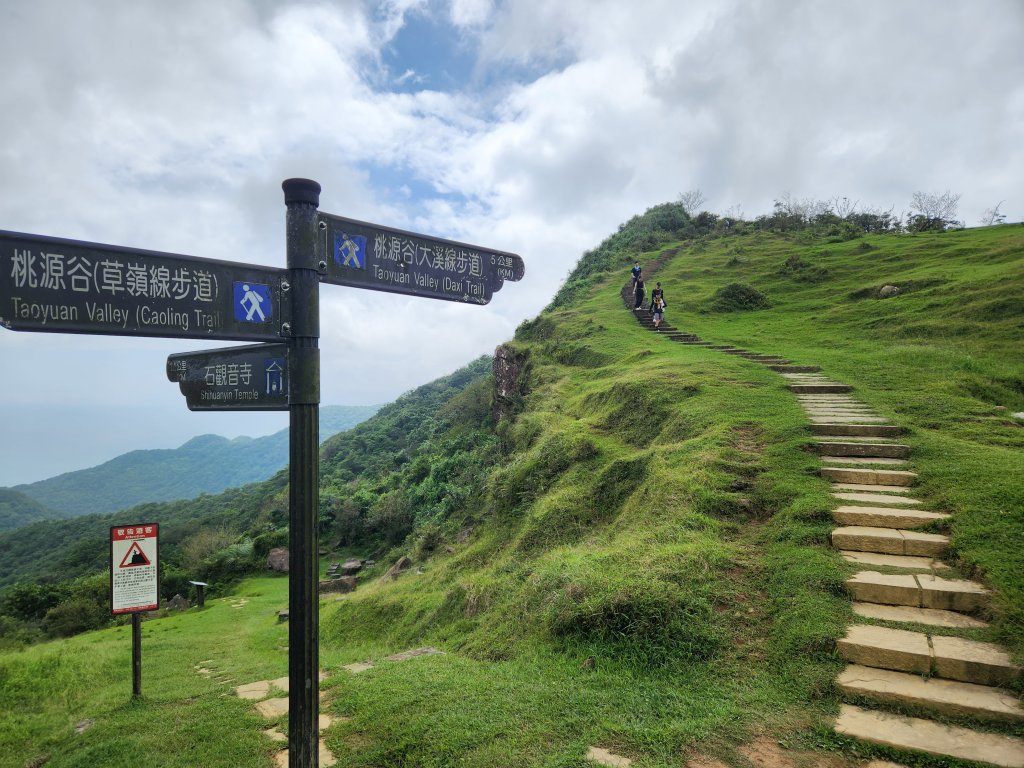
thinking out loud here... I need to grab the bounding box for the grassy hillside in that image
[10,405,379,517]
[644,223,1024,653]
[0,488,66,532]
[0,213,1020,768]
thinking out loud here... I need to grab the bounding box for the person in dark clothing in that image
[651,281,664,307]
[631,261,642,290]
[633,278,645,310]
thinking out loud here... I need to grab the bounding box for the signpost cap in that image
[282,178,321,206]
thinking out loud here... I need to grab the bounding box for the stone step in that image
[833,505,950,529]
[835,704,1024,767]
[707,345,734,350]
[791,384,854,393]
[846,571,989,612]
[837,625,930,674]
[841,551,949,572]
[822,456,908,467]
[852,602,989,629]
[833,492,924,505]
[837,665,1024,723]
[812,424,903,437]
[821,467,917,486]
[811,417,891,424]
[838,625,1021,685]
[818,435,899,444]
[831,484,912,494]
[832,526,948,557]
[815,442,910,458]
[769,365,821,372]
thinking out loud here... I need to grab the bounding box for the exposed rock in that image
[167,594,190,611]
[456,527,474,544]
[319,576,357,594]
[277,610,289,623]
[267,548,289,573]
[341,559,363,576]
[878,284,900,298]
[492,344,529,422]
[74,718,95,734]
[364,559,375,567]
[384,647,444,662]
[23,756,50,768]
[383,556,413,581]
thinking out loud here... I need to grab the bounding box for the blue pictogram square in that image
[234,282,273,323]
[334,233,366,269]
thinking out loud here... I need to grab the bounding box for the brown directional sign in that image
[316,213,524,304]
[167,343,289,411]
[0,230,289,341]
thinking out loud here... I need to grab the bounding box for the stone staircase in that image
[620,278,1024,766]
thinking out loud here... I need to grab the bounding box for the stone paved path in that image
[623,280,1024,767]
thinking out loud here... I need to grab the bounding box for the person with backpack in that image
[650,282,666,328]
[631,261,642,290]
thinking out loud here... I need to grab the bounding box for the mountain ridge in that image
[4,404,379,521]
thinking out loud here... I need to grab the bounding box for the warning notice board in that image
[110,524,159,614]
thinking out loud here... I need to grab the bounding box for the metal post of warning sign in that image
[282,178,321,768]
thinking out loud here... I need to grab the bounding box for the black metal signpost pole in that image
[132,613,142,698]
[282,178,322,768]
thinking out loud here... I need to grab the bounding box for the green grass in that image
[643,224,1024,658]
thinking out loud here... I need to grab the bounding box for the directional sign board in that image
[167,343,289,410]
[110,524,159,615]
[316,213,524,304]
[0,230,288,341]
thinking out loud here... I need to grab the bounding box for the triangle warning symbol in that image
[119,541,151,568]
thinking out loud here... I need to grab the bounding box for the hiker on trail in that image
[631,261,642,290]
[633,277,645,310]
[651,282,666,328]
[651,295,665,328]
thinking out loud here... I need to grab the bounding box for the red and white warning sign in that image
[110,524,159,614]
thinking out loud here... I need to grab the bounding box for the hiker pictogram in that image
[119,541,151,568]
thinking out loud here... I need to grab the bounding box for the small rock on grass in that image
[74,719,94,735]
[586,746,632,767]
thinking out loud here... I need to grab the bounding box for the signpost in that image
[0,230,288,341]
[167,343,289,411]
[317,213,525,304]
[110,523,159,698]
[1,179,523,767]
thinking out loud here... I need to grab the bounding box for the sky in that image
[1,0,1021,486]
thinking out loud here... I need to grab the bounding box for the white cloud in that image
[1,0,1022,484]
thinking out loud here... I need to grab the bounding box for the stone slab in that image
[586,747,633,767]
[834,704,1024,767]
[235,680,272,700]
[837,664,1024,722]
[791,384,854,393]
[833,505,949,529]
[900,530,949,557]
[831,483,912,493]
[811,417,890,423]
[833,492,922,506]
[917,573,990,613]
[812,424,903,437]
[821,456,908,466]
[343,662,374,674]
[815,442,911,458]
[255,697,290,719]
[852,602,987,628]
[821,467,917,486]
[846,571,920,606]
[833,526,905,555]
[840,551,941,572]
[769,365,821,372]
[931,635,1022,686]
[837,624,931,673]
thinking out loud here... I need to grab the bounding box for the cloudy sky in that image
[1,0,1021,486]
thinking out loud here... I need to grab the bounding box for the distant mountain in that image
[8,405,379,518]
[0,488,69,531]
